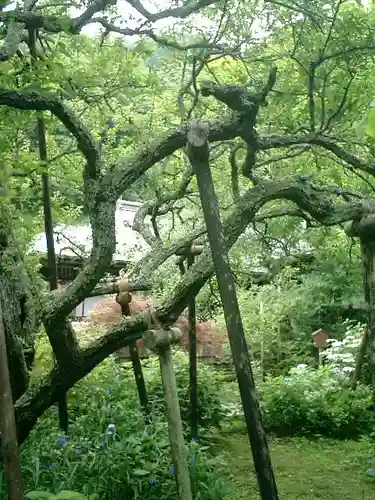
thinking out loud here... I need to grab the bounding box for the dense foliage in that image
[3,0,375,497]
[2,0,375,439]
[261,366,373,438]
[1,354,230,500]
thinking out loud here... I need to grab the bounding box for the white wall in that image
[71,295,109,318]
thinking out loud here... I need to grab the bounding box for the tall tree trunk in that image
[351,325,368,390]
[359,238,375,400]
[0,265,25,500]
[0,206,36,402]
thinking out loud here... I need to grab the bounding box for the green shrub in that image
[30,330,54,384]
[1,355,231,500]
[143,351,224,430]
[32,327,224,431]
[260,365,374,438]
[25,491,95,499]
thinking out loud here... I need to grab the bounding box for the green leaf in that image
[366,109,375,138]
[26,492,56,499]
[55,492,87,499]
[133,469,150,476]
[355,114,368,138]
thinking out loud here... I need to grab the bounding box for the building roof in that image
[31,200,150,262]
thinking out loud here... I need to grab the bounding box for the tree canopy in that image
[2,0,375,444]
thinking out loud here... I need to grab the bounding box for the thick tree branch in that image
[0,88,117,326]
[200,66,277,116]
[44,193,117,320]
[0,89,100,178]
[112,115,242,196]
[0,0,116,34]
[12,175,374,444]
[72,0,116,32]
[0,21,23,61]
[125,0,218,22]
[258,133,375,176]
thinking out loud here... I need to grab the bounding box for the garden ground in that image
[213,424,375,499]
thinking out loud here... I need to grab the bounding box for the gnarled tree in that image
[1,0,375,446]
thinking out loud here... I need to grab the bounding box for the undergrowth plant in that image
[260,365,373,438]
[1,354,231,500]
[142,351,224,430]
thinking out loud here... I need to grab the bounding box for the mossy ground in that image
[213,424,375,499]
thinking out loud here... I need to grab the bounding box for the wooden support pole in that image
[187,120,279,500]
[116,279,150,419]
[28,26,68,434]
[187,253,198,442]
[143,326,193,500]
[0,300,24,500]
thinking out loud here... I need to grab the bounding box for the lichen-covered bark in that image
[0,299,25,500]
[1,59,375,451]
[0,212,38,403]
[3,174,373,446]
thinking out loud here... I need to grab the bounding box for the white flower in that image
[105,423,116,435]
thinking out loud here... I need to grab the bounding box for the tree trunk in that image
[351,325,368,390]
[359,239,375,399]
[0,290,25,500]
[0,219,36,402]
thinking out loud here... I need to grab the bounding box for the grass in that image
[29,333,375,498]
[212,424,375,499]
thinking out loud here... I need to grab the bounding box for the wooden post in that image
[259,297,265,381]
[312,329,329,369]
[143,325,193,500]
[181,252,199,442]
[116,279,150,419]
[186,120,279,500]
[0,299,24,499]
[28,26,69,434]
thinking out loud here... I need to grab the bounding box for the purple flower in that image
[149,479,158,486]
[59,436,67,446]
[170,465,176,474]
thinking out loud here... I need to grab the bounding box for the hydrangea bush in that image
[260,364,373,438]
[322,320,364,379]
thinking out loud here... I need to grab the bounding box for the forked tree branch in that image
[0,90,100,178]
[12,174,373,445]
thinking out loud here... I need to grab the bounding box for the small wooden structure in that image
[312,328,330,367]
[32,200,149,318]
[38,254,130,284]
